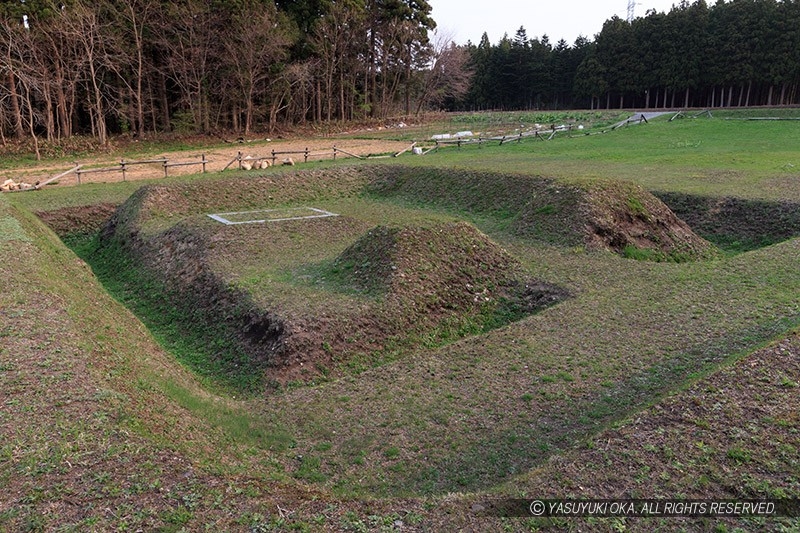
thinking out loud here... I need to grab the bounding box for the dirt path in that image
[8,137,413,188]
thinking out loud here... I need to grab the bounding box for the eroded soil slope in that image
[367,168,719,260]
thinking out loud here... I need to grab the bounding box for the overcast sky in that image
[428,0,682,46]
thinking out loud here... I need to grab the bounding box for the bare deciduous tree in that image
[155,0,217,133]
[415,30,472,115]
[0,18,25,139]
[61,1,111,145]
[311,0,365,122]
[222,1,291,135]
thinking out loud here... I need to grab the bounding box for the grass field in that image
[3,110,800,531]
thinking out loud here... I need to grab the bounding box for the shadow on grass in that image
[68,233,268,397]
[656,192,800,254]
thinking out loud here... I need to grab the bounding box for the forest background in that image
[1,0,799,149]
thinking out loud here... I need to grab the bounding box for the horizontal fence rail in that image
[6,113,683,193]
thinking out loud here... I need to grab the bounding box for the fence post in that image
[237,151,243,170]
[75,161,81,185]
[163,160,168,178]
[333,146,337,161]
[121,159,127,181]
[271,150,277,166]
[202,153,207,173]
[304,147,309,163]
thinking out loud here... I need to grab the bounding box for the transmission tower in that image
[627,0,637,23]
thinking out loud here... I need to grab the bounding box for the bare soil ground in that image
[8,138,412,188]
[436,331,800,531]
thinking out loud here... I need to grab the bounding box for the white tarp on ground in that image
[431,131,474,140]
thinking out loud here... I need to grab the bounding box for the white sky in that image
[429,0,683,46]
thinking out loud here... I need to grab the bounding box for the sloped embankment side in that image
[582,180,719,260]
[366,167,588,246]
[36,203,118,241]
[367,167,718,260]
[334,222,566,326]
[99,174,567,386]
[127,165,384,221]
[95,167,392,382]
[260,221,568,383]
[655,191,800,251]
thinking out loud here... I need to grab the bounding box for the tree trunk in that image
[55,76,70,139]
[684,87,690,109]
[7,71,24,139]
[745,80,752,107]
[318,79,324,123]
[132,5,146,136]
[158,73,170,131]
[43,79,55,142]
[18,78,40,159]
[404,42,412,115]
[339,71,345,121]
[87,60,107,145]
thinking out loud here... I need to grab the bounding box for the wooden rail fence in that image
[8,115,668,193]
[221,143,417,171]
[71,154,208,184]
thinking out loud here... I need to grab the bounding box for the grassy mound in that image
[35,203,118,242]
[97,179,567,389]
[334,221,565,322]
[581,180,720,261]
[366,167,719,261]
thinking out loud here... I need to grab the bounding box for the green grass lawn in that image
[402,116,800,201]
[4,110,800,529]
[246,203,798,497]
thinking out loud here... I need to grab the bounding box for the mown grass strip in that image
[69,233,267,396]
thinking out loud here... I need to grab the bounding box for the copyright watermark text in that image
[473,499,799,518]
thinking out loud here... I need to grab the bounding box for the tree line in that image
[2,0,798,150]
[1,0,463,150]
[459,0,800,111]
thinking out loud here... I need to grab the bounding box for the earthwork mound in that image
[97,173,568,385]
[82,165,722,388]
[334,222,565,320]
[367,167,719,261]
